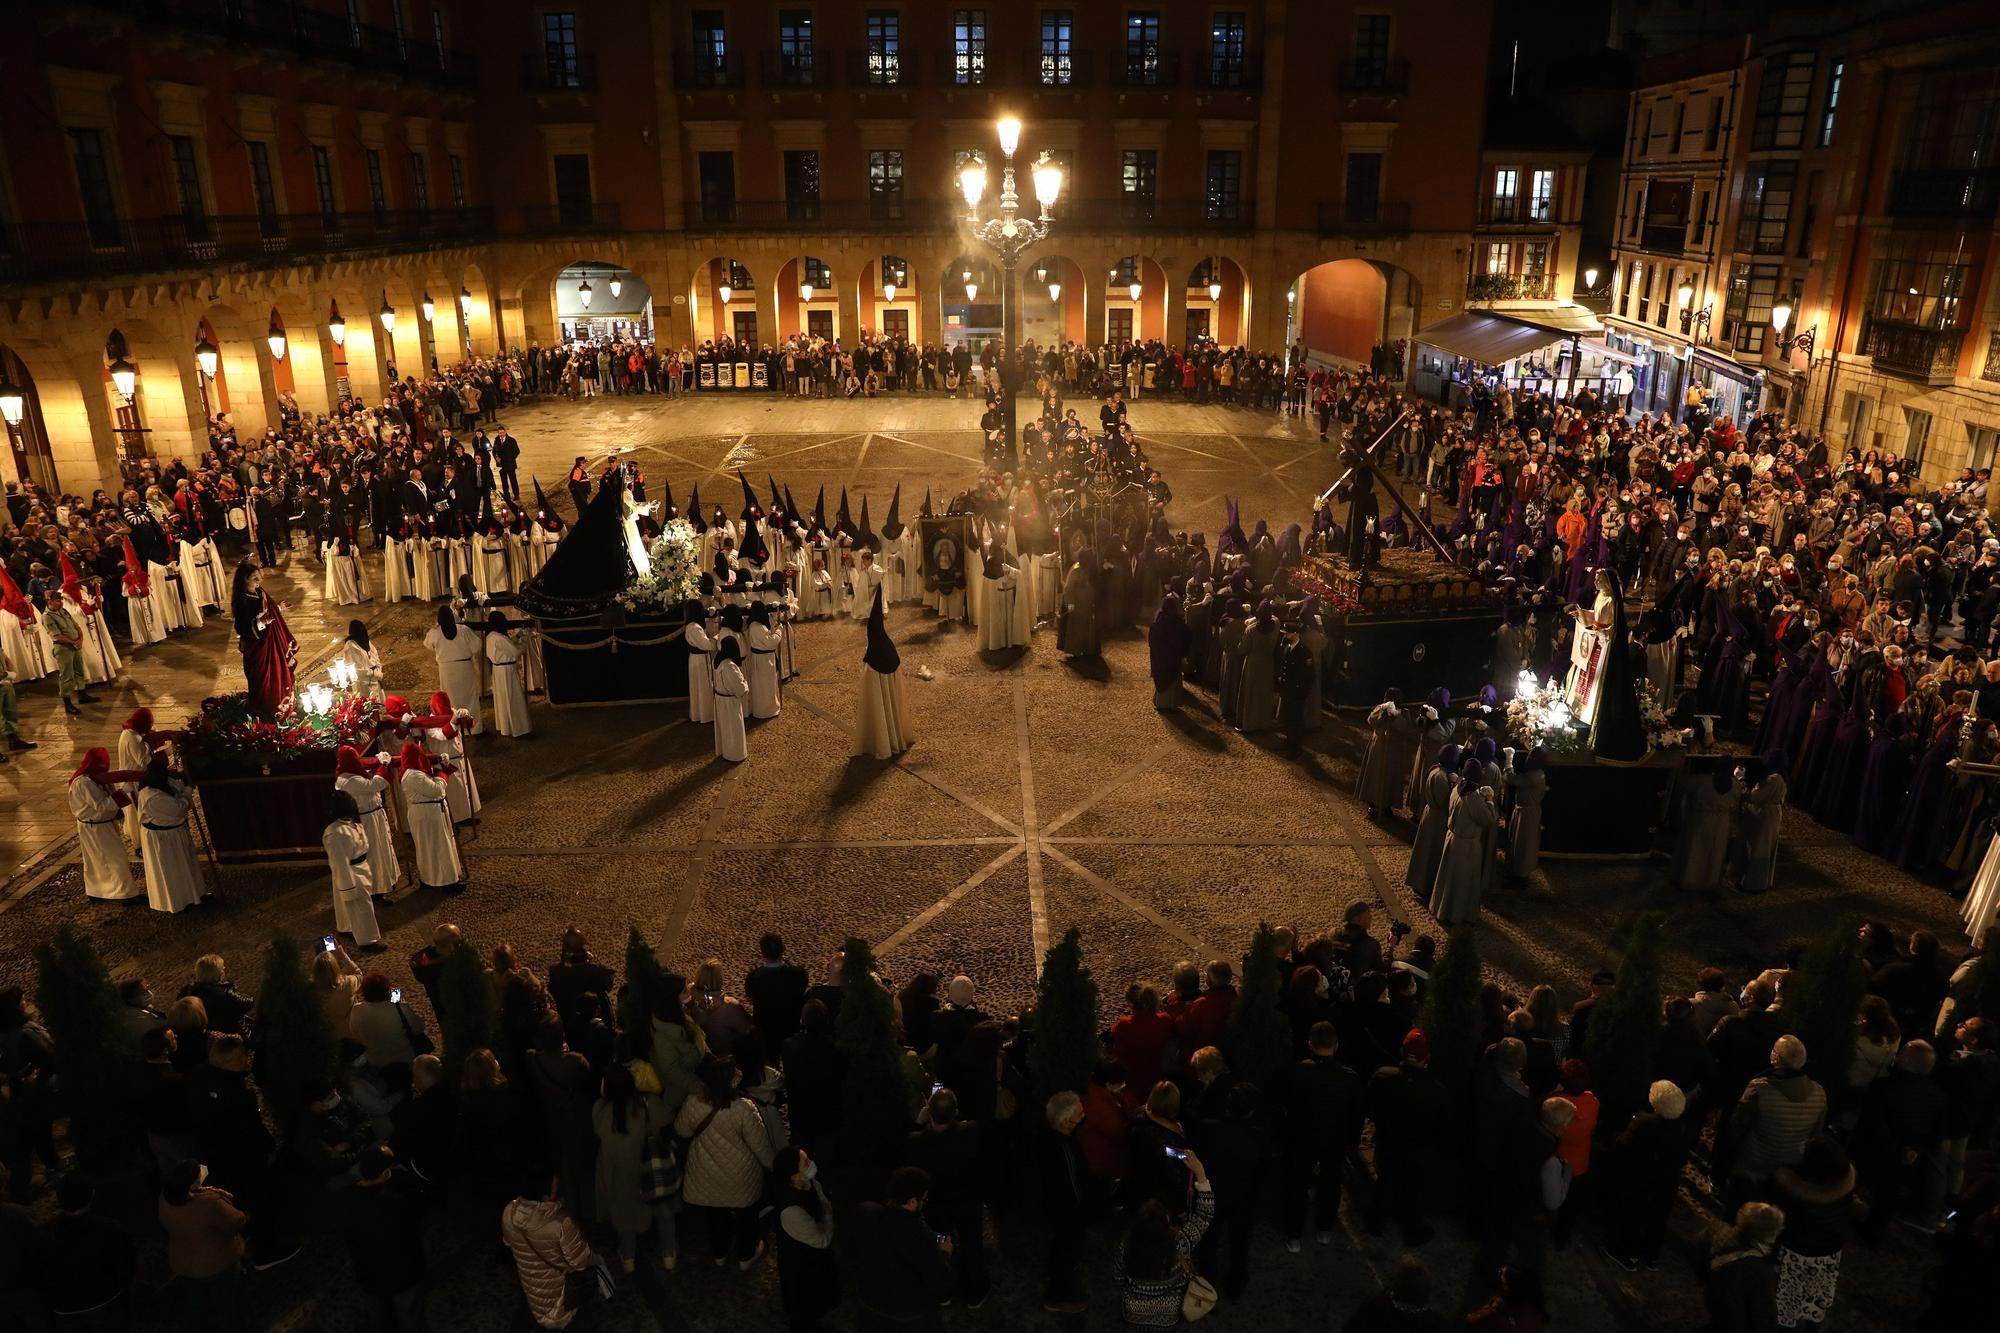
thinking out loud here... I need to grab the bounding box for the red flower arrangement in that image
[179,691,383,772]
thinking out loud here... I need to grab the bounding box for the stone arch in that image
[1185,255,1251,347]
[773,255,838,341]
[857,253,917,342]
[686,256,759,346]
[0,340,86,492]
[1287,258,1420,371]
[1102,255,1171,344]
[195,299,275,438]
[939,255,999,348]
[460,261,499,355]
[107,315,206,465]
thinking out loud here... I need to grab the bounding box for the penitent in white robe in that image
[850,559,882,621]
[527,523,558,576]
[422,724,482,823]
[323,819,381,945]
[684,624,716,723]
[411,538,442,601]
[336,771,400,895]
[486,631,532,736]
[334,640,384,701]
[475,539,512,596]
[1,609,50,679]
[712,661,749,762]
[117,727,152,846]
[980,566,1030,650]
[424,624,484,734]
[179,537,225,611]
[70,596,121,684]
[153,561,198,630]
[899,528,923,605]
[322,544,365,605]
[137,783,204,914]
[71,778,140,901]
[399,768,463,888]
[853,663,913,760]
[744,622,781,719]
[126,582,167,646]
[381,537,410,603]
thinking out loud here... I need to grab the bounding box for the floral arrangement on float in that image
[178,658,381,772]
[614,518,703,614]
[1506,671,1688,757]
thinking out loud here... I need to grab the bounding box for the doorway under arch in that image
[1287,259,1419,370]
[558,260,655,345]
[0,344,62,491]
[1185,256,1250,347]
[689,257,758,347]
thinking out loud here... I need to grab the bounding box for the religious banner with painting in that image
[920,515,972,620]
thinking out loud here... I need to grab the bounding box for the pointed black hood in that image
[768,475,784,514]
[661,480,679,521]
[739,513,770,565]
[785,484,801,525]
[836,487,857,541]
[688,484,706,534]
[921,487,935,518]
[531,477,565,530]
[881,483,904,540]
[863,585,900,674]
[737,470,761,521]
[811,485,827,534]
[858,497,878,551]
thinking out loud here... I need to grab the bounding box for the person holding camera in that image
[847,1165,956,1328]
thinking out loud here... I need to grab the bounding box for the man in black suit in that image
[745,933,809,1048]
[493,427,522,503]
[398,466,433,524]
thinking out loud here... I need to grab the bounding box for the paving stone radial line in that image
[784,688,1024,837]
[662,759,750,956]
[1038,739,1180,837]
[1016,673,1050,968]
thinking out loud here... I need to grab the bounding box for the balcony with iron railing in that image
[1338,59,1409,94]
[113,0,480,89]
[930,47,1004,88]
[521,201,622,234]
[525,52,597,93]
[1061,199,1258,232]
[681,199,953,232]
[1110,50,1180,89]
[1637,222,1691,254]
[1863,317,1966,384]
[1886,168,2000,222]
[1020,49,1096,88]
[672,51,746,90]
[0,207,495,284]
[1318,200,1413,235]
[1197,53,1263,91]
[759,50,833,89]
[848,48,915,87]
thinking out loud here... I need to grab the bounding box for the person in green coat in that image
[592,1062,677,1272]
[40,599,94,715]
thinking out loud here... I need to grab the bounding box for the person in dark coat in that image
[1364,1030,1445,1246]
[779,1000,842,1160]
[1040,1092,1090,1312]
[846,1167,955,1325]
[745,933,810,1050]
[1601,1080,1691,1269]
[906,1090,986,1307]
[1854,712,1918,856]
[35,1172,138,1328]
[1769,1136,1857,1328]
[339,1145,429,1331]
[1855,1041,1947,1238]
[1278,622,1315,756]
[1284,1023,1361,1248]
[1703,1202,1784,1333]
[1149,592,1190,711]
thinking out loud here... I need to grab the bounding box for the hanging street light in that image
[459,285,472,315]
[0,362,25,428]
[328,300,346,347]
[1207,257,1223,303]
[193,334,220,380]
[608,274,622,299]
[883,280,897,302]
[1128,277,1143,304]
[266,321,287,360]
[718,281,732,304]
[577,278,593,308]
[378,291,397,333]
[106,332,138,401]
[420,291,435,322]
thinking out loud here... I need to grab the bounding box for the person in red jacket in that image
[1110,984,1177,1091]
[1174,962,1238,1053]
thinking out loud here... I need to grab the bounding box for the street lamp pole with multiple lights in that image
[958,116,1063,461]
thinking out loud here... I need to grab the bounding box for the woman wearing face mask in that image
[772,1145,838,1331]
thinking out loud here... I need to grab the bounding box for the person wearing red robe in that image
[230,561,296,717]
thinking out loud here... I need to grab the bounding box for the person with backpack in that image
[592,1061,677,1273]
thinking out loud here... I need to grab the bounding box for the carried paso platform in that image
[1303,414,1504,707]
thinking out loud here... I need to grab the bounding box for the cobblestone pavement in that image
[0,397,1954,1330]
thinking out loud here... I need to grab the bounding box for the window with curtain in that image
[543,12,579,88]
[865,11,901,84]
[1125,12,1161,85]
[364,148,388,214]
[952,10,986,85]
[1529,169,1554,221]
[1490,168,1518,221]
[691,11,727,78]
[778,11,814,82]
[1724,262,1779,352]
[1040,11,1073,86]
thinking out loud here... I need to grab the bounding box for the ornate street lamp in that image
[1771,303,1817,358]
[105,331,137,401]
[193,333,220,381]
[577,278,593,308]
[421,291,436,322]
[608,274,622,299]
[0,361,25,428]
[458,286,472,316]
[266,320,288,360]
[327,300,346,348]
[378,290,397,333]
[959,115,1063,457]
